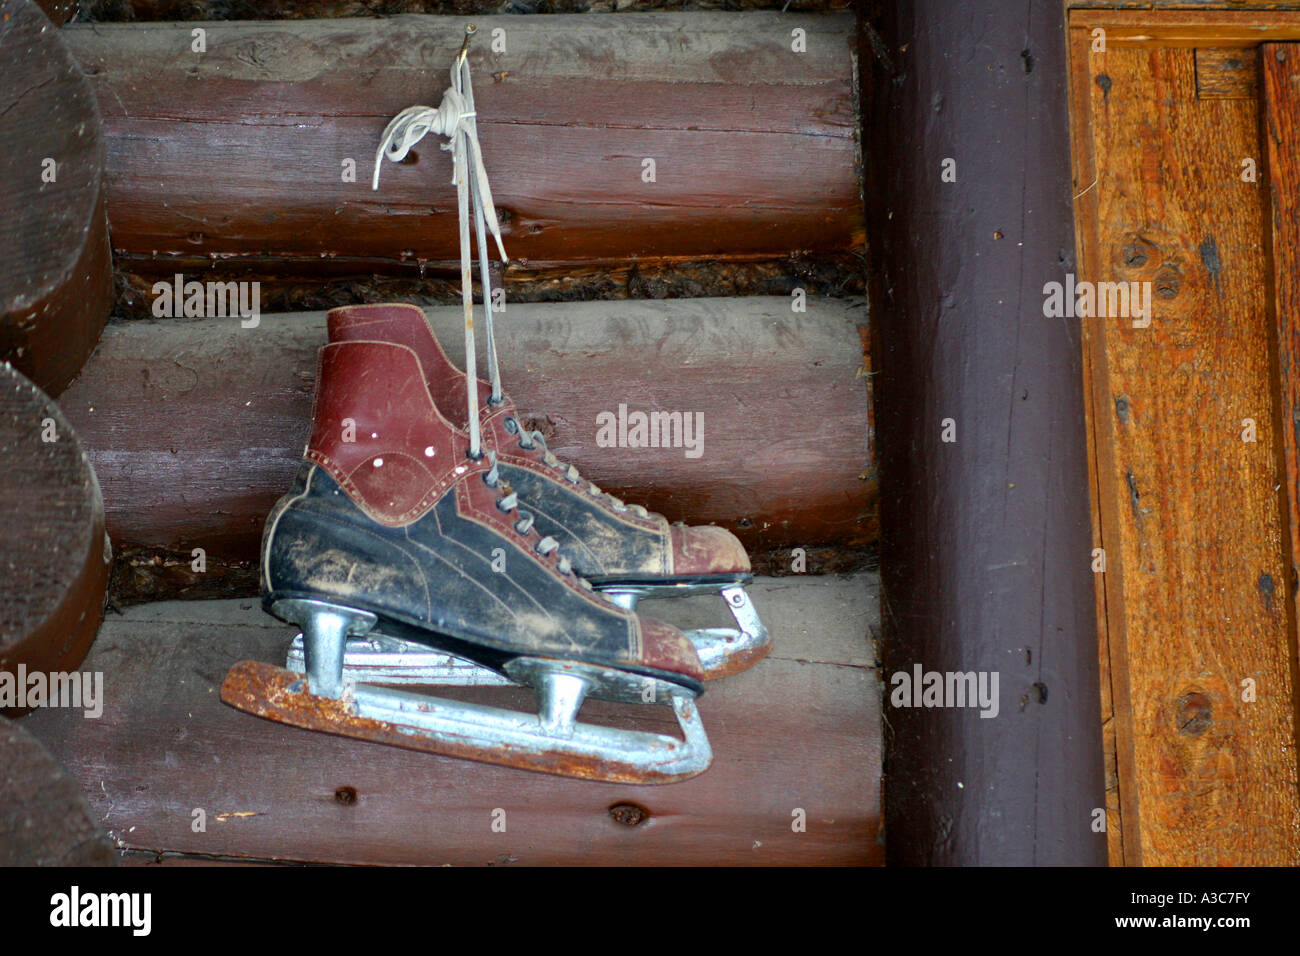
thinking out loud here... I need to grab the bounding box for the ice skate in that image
[360,28,770,681]
[326,303,769,681]
[221,339,711,783]
[221,31,711,783]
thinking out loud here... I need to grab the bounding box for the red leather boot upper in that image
[302,338,704,682]
[327,303,751,578]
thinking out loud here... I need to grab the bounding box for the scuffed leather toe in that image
[634,616,705,683]
[668,523,752,576]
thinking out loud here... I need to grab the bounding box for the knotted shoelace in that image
[373,38,507,462]
[372,36,621,587]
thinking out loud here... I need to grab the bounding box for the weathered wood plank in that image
[1195,47,1258,98]
[0,364,111,716]
[1073,1,1300,9]
[1260,41,1300,865]
[1079,44,1300,865]
[61,297,873,583]
[63,14,861,295]
[0,0,112,396]
[1264,41,1300,607]
[1071,9,1300,47]
[1066,20,1128,868]
[23,575,882,865]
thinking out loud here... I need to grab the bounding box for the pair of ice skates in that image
[220,29,769,784]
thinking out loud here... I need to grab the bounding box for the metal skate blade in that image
[286,632,512,687]
[601,584,771,680]
[221,660,711,785]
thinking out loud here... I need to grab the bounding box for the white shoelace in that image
[372,28,508,459]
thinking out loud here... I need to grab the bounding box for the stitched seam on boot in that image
[306,449,461,528]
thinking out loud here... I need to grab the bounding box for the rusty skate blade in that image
[221,660,711,785]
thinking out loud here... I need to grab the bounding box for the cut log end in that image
[0,0,112,395]
[0,363,111,715]
[0,716,116,866]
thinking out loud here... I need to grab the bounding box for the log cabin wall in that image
[9,0,882,866]
[10,0,1296,871]
[1,0,113,721]
[67,14,864,317]
[49,7,875,598]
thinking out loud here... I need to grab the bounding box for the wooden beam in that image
[22,576,882,865]
[0,0,112,396]
[59,298,873,583]
[1070,9,1300,47]
[1066,16,1129,868]
[63,14,861,300]
[1260,38,1300,855]
[864,0,1106,865]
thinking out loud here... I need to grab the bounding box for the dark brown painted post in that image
[862,1,1107,864]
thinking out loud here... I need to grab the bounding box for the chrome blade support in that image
[286,633,512,686]
[260,598,711,784]
[293,583,769,681]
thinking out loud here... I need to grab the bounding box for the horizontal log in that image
[63,13,861,286]
[22,575,881,865]
[61,296,874,570]
[78,0,851,22]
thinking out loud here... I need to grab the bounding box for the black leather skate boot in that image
[221,339,712,783]
[328,303,770,679]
